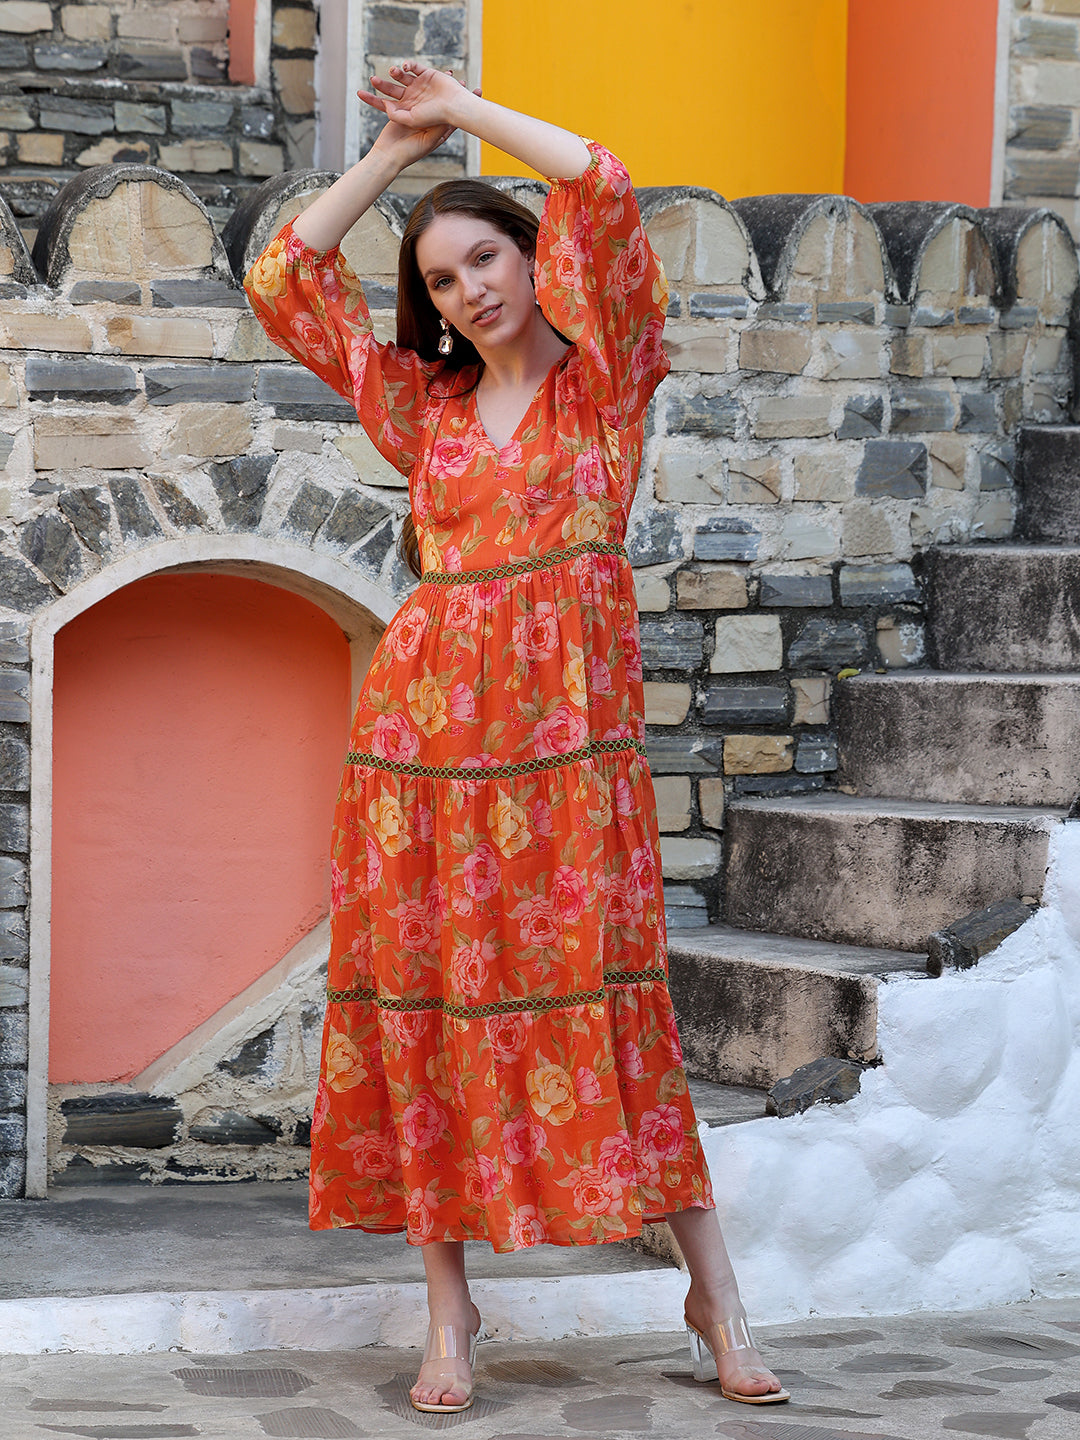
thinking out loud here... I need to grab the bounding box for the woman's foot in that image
[684,1289,788,1403]
[409,1300,483,1412]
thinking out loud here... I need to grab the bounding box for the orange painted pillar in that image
[844,0,1000,206]
[228,0,257,86]
[50,575,351,1083]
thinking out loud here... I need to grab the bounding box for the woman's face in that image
[414,212,536,353]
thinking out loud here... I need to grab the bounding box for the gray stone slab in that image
[666,393,741,438]
[0,621,28,666]
[818,301,874,324]
[256,366,357,422]
[0,1067,26,1111]
[890,390,957,433]
[241,106,275,139]
[856,439,927,497]
[627,507,683,567]
[0,734,29,790]
[958,306,996,325]
[759,574,832,607]
[109,478,161,541]
[980,444,1015,490]
[959,393,998,433]
[0,861,27,912]
[115,101,168,135]
[0,802,28,853]
[0,672,29,725]
[639,617,703,669]
[209,455,275,530]
[701,685,789,725]
[283,482,335,540]
[318,490,392,550]
[112,48,189,82]
[150,476,206,529]
[732,772,825,797]
[61,1094,183,1149]
[839,562,918,607]
[144,364,254,405]
[25,357,137,401]
[68,280,143,305]
[0,913,26,962]
[693,518,760,562]
[34,42,108,71]
[689,294,748,319]
[0,1010,27,1065]
[788,617,871,670]
[188,1110,280,1146]
[38,99,114,136]
[794,736,838,773]
[171,100,235,131]
[20,513,83,590]
[645,735,724,773]
[59,486,112,556]
[150,279,247,309]
[758,302,812,322]
[838,395,883,439]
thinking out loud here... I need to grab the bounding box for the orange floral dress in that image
[245,141,714,1252]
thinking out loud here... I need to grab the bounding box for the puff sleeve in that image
[245,222,438,475]
[535,141,670,430]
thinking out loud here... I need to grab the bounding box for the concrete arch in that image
[731,194,893,307]
[25,534,399,1197]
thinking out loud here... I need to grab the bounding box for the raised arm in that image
[294,67,591,255]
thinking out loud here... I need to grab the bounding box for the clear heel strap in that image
[685,1309,755,1384]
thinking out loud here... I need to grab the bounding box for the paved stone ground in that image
[1,1298,1078,1440]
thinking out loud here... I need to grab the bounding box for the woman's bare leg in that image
[410,1240,482,1409]
[665,1206,784,1398]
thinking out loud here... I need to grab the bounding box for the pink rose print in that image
[587,654,615,695]
[444,588,480,631]
[365,836,382,891]
[630,314,666,384]
[513,894,560,948]
[572,444,606,497]
[401,1093,447,1150]
[574,1066,603,1104]
[486,1012,530,1064]
[406,1184,440,1242]
[551,865,588,924]
[371,712,421,762]
[617,1040,646,1079]
[510,1204,548,1248]
[346,1130,399,1180]
[450,682,477,721]
[534,704,589,758]
[462,842,501,901]
[450,938,496,998]
[431,433,480,478]
[393,897,436,953]
[531,800,555,838]
[612,226,650,298]
[638,1104,685,1163]
[605,875,644,929]
[598,1132,637,1185]
[330,858,347,914]
[385,606,428,660]
[290,310,334,365]
[512,602,560,664]
[502,1113,547,1165]
[465,1154,499,1206]
[573,1165,623,1216]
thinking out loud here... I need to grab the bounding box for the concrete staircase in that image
[668,422,1079,1118]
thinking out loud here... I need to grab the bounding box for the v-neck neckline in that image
[472,348,571,456]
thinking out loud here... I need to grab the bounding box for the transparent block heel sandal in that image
[410,1319,490,1414]
[685,1309,790,1404]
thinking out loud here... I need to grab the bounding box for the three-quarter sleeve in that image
[244,222,437,475]
[535,141,670,430]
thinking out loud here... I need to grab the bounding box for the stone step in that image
[1018,425,1080,543]
[0,1180,689,1352]
[835,671,1080,806]
[927,544,1080,672]
[668,926,925,1089]
[724,794,1063,951]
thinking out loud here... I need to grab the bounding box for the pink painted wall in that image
[50,574,352,1083]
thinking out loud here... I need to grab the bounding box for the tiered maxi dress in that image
[246,140,715,1252]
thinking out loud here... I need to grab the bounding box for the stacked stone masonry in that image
[0,154,1076,1193]
[1007,0,1080,236]
[0,0,318,234]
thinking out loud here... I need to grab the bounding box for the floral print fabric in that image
[246,141,714,1251]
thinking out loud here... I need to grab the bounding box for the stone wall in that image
[1006,0,1080,235]
[0,0,317,236]
[0,157,1076,1193]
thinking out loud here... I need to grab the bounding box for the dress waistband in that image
[420,540,627,585]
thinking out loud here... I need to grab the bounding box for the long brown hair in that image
[395,180,542,579]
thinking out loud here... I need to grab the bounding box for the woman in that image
[245,64,788,1414]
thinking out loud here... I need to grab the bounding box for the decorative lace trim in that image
[346,735,647,778]
[420,540,627,585]
[327,968,668,1016]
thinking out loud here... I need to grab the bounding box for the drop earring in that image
[438,318,453,356]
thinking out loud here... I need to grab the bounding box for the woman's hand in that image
[361,64,468,168]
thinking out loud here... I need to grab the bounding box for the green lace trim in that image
[420,540,627,585]
[327,968,669,1016]
[346,735,647,778]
